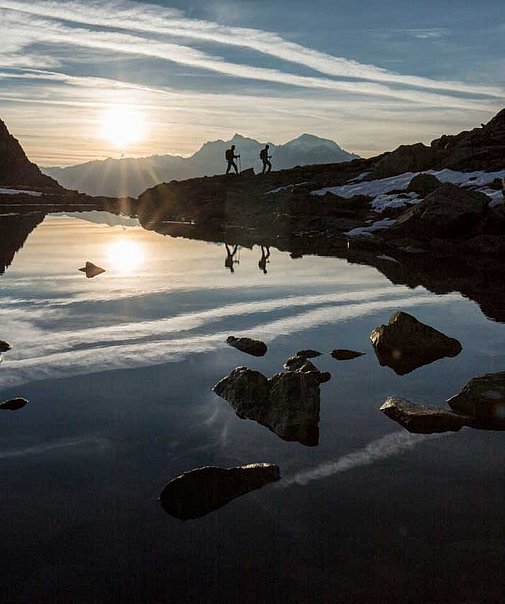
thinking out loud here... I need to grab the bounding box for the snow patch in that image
[344,218,397,238]
[371,192,419,212]
[0,188,43,196]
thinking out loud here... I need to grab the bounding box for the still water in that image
[1,213,505,602]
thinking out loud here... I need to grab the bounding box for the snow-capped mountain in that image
[42,133,359,197]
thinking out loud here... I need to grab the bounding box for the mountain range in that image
[41,133,359,197]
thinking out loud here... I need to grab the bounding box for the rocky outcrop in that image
[370,311,462,374]
[380,396,469,433]
[0,340,11,353]
[284,355,331,383]
[0,397,29,411]
[406,173,441,196]
[0,119,61,189]
[79,262,105,278]
[213,366,321,446]
[372,143,437,179]
[331,349,365,360]
[159,463,280,520]
[387,183,490,241]
[447,372,505,422]
[226,336,267,357]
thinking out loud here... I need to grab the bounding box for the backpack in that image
[225,149,234,161]
[260,148,267,160]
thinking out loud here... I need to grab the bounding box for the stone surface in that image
[0,397,29,411]
[370,311,462,375]
[213,367,321,446]
[331,349,365,361]
[159,463,280,520]
[447,371,505,421]
[79,261,105,279]
[389,183,490,240]
[380,396,469,433]
[226,336,267,357]
[0,340,11,353]
[284,355,308,371]
[296,349,322,358]
[406,173,441,196]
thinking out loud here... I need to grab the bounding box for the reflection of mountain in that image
[0,212,45,275]
[65,211,140,228]
[42,133,359,197]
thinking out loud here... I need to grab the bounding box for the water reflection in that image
[258,245,270,274]
[107,239,145,273]
[224,243,239,273]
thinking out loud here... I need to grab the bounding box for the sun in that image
[107,239,145,273]
[101,106,146,149]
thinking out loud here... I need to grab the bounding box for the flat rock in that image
[331,349,365,361]
[213,367,321,446]
[447,371,505,422]
[370,311,462,375]
[226,336,267,357]
[0,340,11,353]
[0,397,28,411]
[296,349,322,358]
[159,463,280,520]
[79,261,105,278]
[380,396,469,433]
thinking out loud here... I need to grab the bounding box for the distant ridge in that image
[0,119,61,189]
[42,133,359,197]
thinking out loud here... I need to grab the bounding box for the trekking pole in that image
[238,156,242,174]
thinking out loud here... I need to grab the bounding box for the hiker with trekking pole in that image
[225,144,240,175]
[260,144,272,174]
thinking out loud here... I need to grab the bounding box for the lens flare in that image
[101,106,146,149]
[107,239,145,273]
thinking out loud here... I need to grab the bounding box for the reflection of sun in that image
[107,239,145,273]
[101,106,146,149]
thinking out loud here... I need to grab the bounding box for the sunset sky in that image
[0,0,503,166]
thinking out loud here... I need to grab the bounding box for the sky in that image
[0,0,503,166]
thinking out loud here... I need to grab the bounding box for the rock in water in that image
[0,397,29,411]
[79,262,105,279]
[331,349,365,361]
[284,355,308,371]
[447,372,505,422]
[213,367,321,446]
[0,340,11,353]
[370,311,462,375]
[226,336,267,357]
[160,463,280,520]
[296,349,322,358]
[380,397,469,434]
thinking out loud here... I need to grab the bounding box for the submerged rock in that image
[226,336,267,357]
[160,463,280,520]
[296,349,322,358]
[0,340,11,353]
[370,311,462,375]
[213,367,321,446]
[79,261,105,278]
[331,349,365,361]
[380,396,469,433]
[0,397,28,411]
[447,372,505,422]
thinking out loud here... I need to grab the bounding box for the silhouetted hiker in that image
[225,244,239,272]
[225,145,240,175]
[260,145,272,174]
[258,245,270,273]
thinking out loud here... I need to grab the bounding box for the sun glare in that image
[107,239,145,273]
[101,107,146,149]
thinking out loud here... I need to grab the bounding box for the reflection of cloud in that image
[0,289,458,389]
[0,436,110,459]
[279,430,447,487]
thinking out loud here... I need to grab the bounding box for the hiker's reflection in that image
[225,244,239,273]
[258,245,270,274]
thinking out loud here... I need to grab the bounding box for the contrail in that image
[279,430,448,487]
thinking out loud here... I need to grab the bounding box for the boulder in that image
[406,173,441,196]
[213,367,321,446]
[370,311,462,375]
[226,336,267,357]
[380,396,469,433]
[373,143,437,179]
[284,355,308,371]
[0,340,11,353]
[79,261,105,278]
[284,356,331,383]
[159,463,280,520]
[388,183,489,240]
[296,349,322,358]
[0,397,28,411]
[331,349,365,361]
[447,372,505,422]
